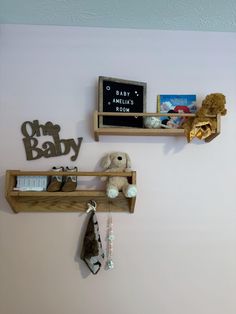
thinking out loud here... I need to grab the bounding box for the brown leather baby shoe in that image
[61,166,78,192]
[47,166,64,192]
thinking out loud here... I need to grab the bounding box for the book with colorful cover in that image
[157,94,197,128]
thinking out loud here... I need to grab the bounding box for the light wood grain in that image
[9,170,132,177]
[96,127,185,137]
[94,111,221,142]
[94,110,190,141]
[5,170,136,213]
[96,111,196,117]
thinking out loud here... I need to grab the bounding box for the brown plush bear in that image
[198,93,227,116]
[183,93,226,142]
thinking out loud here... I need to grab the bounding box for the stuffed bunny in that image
[100,152,137,199]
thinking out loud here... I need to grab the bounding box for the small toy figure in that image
[144,116,169,129]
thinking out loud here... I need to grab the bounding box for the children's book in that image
[14,176,48,191]
[157,94,197,128]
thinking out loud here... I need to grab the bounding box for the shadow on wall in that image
[162,135,205,153]
[75,80,97,144]
[95,133,205,152]
[0,174,14,215]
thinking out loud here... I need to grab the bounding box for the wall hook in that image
[86,200,97,213]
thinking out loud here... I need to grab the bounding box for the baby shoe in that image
[61,166,78,192]
[47,166,64,192]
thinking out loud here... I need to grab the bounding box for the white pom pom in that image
[126,185,137,198]
[107,188,119,198]
[144,116,162,128]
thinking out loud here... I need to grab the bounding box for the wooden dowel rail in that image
[93,111,220,142]
[11,170,133,177]
[5,170,136,213]
[95,111,196,117]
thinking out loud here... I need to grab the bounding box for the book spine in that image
[157,95,161,112]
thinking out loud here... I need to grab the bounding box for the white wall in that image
[0,24,236,314]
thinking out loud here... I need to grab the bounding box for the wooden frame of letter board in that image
[98,76,147,128]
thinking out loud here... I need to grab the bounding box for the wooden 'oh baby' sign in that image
[21,120,83,161]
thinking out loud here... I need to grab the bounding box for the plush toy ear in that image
[100,154,111,169]
[125,153,132,168]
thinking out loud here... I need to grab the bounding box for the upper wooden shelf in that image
[5,170,136,213]
[93,111,221,142]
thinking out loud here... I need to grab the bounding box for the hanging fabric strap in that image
[81,200,105,275]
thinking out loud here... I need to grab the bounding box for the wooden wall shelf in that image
[5,170,136,213]
[93,111,221,142]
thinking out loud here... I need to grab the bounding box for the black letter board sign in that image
[98,76,146,128]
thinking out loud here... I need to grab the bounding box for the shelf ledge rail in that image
[93,110,220,142]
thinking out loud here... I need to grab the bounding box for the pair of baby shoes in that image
[47,166,78,192]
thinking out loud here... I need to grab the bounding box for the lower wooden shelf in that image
[5,170,136,213]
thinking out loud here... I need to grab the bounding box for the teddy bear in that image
[183,93,226,142]
[100,152,137,199]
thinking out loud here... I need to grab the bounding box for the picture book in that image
[14,176,48,191]
[157,94,197,128]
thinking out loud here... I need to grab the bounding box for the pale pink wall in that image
[0,25,236,314]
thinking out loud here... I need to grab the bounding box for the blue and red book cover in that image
[157,94,197,128]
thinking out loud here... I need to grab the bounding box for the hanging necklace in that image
[106,212,115,270]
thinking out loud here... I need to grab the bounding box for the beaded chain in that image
[106,214,115,270]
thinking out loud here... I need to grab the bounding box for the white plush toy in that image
[100,152,137,199]
[144,116,170,129]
